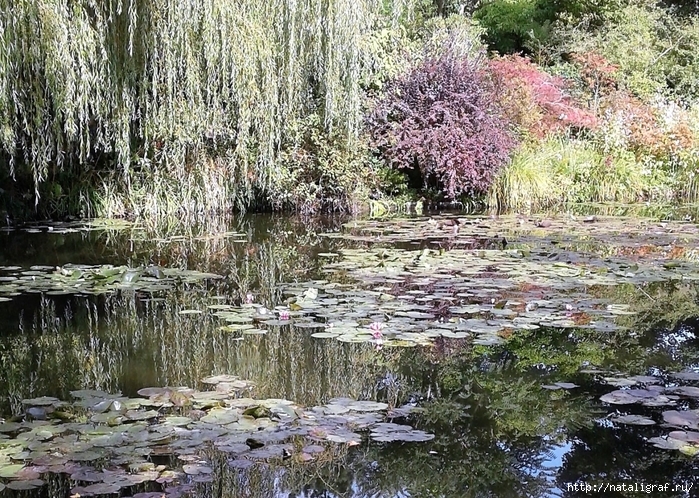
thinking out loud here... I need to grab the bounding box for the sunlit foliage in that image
[0,0,414,216]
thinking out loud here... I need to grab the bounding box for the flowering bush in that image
[488,55,597,138]
[367,48,516,198]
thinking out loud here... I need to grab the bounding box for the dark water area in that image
[1,209,699,497]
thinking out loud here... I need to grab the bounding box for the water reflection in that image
[1,213,699,497]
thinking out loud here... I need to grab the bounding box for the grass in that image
[488,138,680,212]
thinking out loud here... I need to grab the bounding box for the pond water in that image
[1,208,698,497]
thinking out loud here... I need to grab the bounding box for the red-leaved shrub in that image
[367,51,517,198]
[488,55,597,138]
[570,51,619,96]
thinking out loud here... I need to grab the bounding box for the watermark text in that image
[567,482,693,494]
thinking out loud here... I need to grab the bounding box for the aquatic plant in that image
[0,378,433,495]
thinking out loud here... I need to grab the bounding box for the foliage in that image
[0,0,415,218]
[272,114,376,215]
[474,0,552,53]
[489,55,597,138]
[555,1,699,102]
[473,0,628,54]
[368,42,516,198]
[489,138,658,211]
[568,51,620,107]
[487,143,566,211]
[592,94,697,163]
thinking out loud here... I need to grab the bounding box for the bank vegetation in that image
[1,0,697,220]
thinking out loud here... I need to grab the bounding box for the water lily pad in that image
[7,479,44,491]
[137,387,169,397]
[347,401,389,412]
[0,422,22,433]
[669,386,699,398]
[663,410,699,430]
[668,430,699,443]
[612,414,656,426]
[326,431,361,444]
[200,408,239,425]
[672,371,699,382]
[182,463,213,475]
[600,389,674,406]
[649,436,693,451]
[311,332,340,339]
[70,450,106,462]
[202,374,239,385]
[22,396,62,407]
[0,463,25,478]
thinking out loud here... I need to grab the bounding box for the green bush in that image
[272,114,377,214]
[474,0,551,53]
[555,1,699,102]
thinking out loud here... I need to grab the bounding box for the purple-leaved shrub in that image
[367,48,517,198]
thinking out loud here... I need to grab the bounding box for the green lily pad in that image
[347,401,389,412]
[0,463,25,478]
[7,479,44,491]
[82,482,122,495]
[201,408,239,425]
[182,463,213,475]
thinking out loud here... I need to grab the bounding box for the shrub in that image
[474,0,551,54]
[556,2,699,102]
[272,114,376,215]
[569,51,619,102]
[488,55,597,138]
[367,45,516,198]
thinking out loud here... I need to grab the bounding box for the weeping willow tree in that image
[0,0,415,217]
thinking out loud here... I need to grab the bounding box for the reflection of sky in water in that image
[659,324,697,361]
[525,437,573,498]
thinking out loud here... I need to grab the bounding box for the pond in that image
[1,207,698,498]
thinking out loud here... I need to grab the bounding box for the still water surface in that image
[1,210,698,497]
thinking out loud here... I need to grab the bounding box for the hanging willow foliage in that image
[0,0,415,214]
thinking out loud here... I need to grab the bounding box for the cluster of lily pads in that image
[0,375,431,495]
[0,219,135,234]
[0,264,222,299]
[327,215,699,258]
[162,214,699,348]
[589,370,699,457]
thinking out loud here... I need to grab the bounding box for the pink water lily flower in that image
[369,322,385,339]
[279,310,291,320]
[245,292,254,304]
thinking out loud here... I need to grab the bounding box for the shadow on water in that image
[1,208,699,497]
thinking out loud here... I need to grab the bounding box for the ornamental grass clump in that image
[368,44,517,199]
